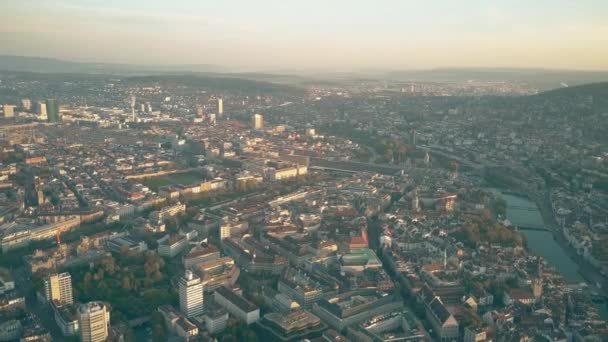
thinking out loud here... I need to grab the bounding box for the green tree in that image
[150,311,167,342]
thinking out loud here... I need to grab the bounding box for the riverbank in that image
[498,189,608,318]
[497,188,607,287]
[537,190,608,293]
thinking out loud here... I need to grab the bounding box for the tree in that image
[83,272,93,294]
[150,311,167,342]
[100,255,117,275]
[121,275,132,291]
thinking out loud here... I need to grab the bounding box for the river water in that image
[501,193,584,283]
[499,192,608,318]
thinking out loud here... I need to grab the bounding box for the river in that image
[501,194,584,283]
[499,192,608,318]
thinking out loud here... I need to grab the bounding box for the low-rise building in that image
[312,290,403,331]
[54,304,80,337]
[158,233,189,258]
[150,202,186,223]
[214,286,260,325]
[175,317,199,339]
[0,268,15,295]
[0,319,22,341]
[257,309,326,342]
[463,326,487,342]
[203,308,229,334]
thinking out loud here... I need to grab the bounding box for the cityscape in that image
[1,1,608,342]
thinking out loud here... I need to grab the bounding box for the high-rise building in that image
[218,98,223,115]
[21,99,32,111]
[46,98,61,123]
[209,113,217,126]
[2,105,15,118]
[196,105,204,117]
[129,96,136,122]
[36,102,47,119]
[179,270,204,318]
[44,272,73,306]
[78,301,110,342]
[252,114,263,130]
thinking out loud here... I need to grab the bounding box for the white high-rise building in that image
[44,272,73,306]
[21,99,32,110]
[78,301,110,342]
[252,114,263,130]
[209,113,217,125]
[179,270,204,318]
[218,98,223,115]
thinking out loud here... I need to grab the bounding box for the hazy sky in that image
[2,0,608,71]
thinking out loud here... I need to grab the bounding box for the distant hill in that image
[536,82,608,116]
[0,55,227,75]
[384,68,608,90]
[123,74,303,95]
[0,55,311,85]
[2,55,608,90]
[536,81,608,98]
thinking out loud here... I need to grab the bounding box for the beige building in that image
[252,113,263,130]
[78,301,110,342]
[44,272,73,306]
[2,105,15,118]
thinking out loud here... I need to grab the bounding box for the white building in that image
[158,233,190,258]
[214,286,260,325]
[203,308,229,334]
[78,301,110,342]
[179,270,204,318]
[0,268,15,295]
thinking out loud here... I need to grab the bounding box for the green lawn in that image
[141,171,206,190]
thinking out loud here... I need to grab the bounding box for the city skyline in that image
[2,0,608,71]
[0,2,607,341]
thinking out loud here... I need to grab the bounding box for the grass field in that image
[142,171,206,190]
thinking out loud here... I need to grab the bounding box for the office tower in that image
[46,98,61,123]
[217,98,223,115]
[209,113,217,125]
[140,103,145,113]
[37,190,45,206]
[179,270,204,318]
[78,302,110,342]
[44,272,73,305]
[2,105,15,118]
[21,99,32,110]
[129,96,136,122]
[252,114,263,130]
[36,102,47,119]
[196,105,204,116]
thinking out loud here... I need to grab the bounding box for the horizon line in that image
[2,54,608,75]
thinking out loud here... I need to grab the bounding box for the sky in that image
[1,0,608,71]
